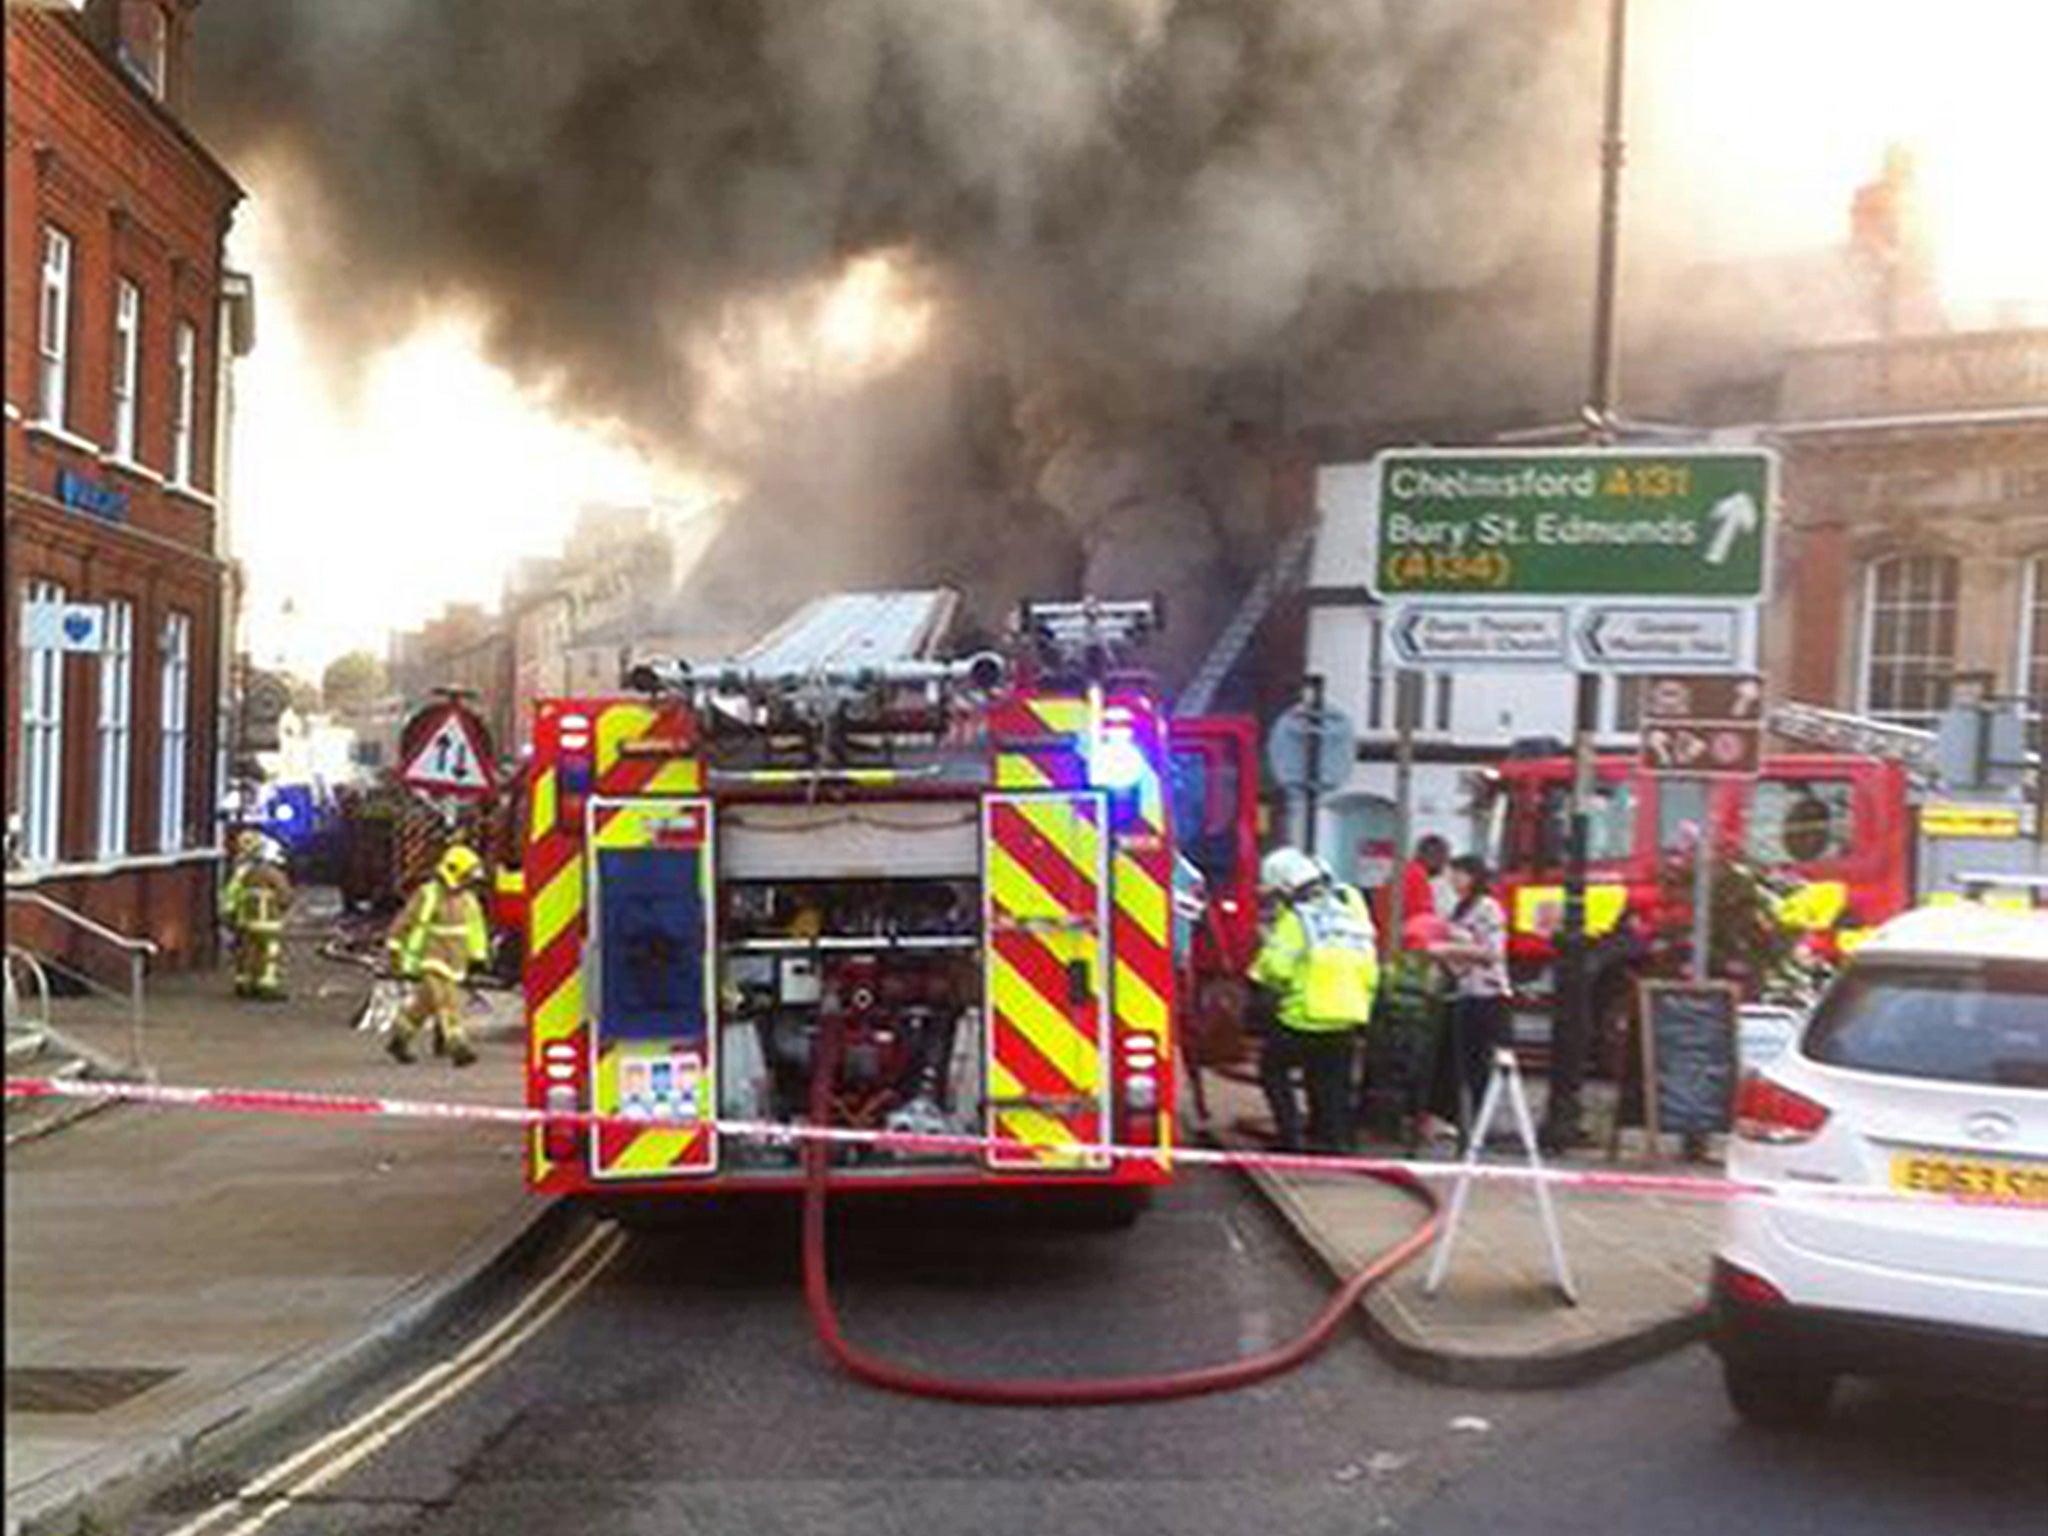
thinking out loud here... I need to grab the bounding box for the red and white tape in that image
[3,1075,2033,1211]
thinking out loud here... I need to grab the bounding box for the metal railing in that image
[3,892,157,1075]
[5,946,53,1062]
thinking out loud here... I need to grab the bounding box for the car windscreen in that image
[1803,960,2048,1089]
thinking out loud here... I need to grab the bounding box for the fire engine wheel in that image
[1052,1186,1152,1232]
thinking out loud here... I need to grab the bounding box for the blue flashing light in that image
[1092,732,1149,791]
[271,802,296,822]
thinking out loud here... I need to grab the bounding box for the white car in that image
[1712,903,2048,1426]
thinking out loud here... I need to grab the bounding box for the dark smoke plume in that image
[194,0,1616,665]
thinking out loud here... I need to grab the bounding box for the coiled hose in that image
[801,1016,1443,1406]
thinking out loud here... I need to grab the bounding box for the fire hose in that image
[800,1013,1444,1406]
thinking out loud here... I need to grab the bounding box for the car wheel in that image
[1723,1353,1835,1429]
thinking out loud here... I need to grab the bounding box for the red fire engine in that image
[1484,748,1914,1056]
[523,594,1187,1220]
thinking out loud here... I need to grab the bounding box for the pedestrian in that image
[1428,854,1512,1145]
[1249,847,1380,1154]
[384,843,489,1067]
[1383,833,1449,951]
[223,831,292,1001]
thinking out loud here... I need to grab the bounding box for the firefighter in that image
[1249,846,1380,1153]
[224,831,292,1001]
[384,844,489,1067]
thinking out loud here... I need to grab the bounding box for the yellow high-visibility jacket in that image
[1250,884,1380,1033]
[224,862,292,934]
[387,879,489,983]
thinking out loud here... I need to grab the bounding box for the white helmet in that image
[1259,846,1323,898]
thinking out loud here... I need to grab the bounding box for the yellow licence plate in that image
[1891,1150,2048,1207]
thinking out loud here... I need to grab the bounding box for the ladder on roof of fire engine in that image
[1175,521,1317,719]
[736,590,961,676]
[1766,700,1940,780]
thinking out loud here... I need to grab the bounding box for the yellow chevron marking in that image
[1028,698,1091,734]
[533,973,582,1044]
[613,1128,699,1174]
[996,754,1053,789]
[1014,796,1102,896]
[988,1057,1028,1102]
[991,950,1100,1091]
[1113,853,1168,946]
[988,840,1069,924]
[530,860,584,956]
[647,760,704,794]
[1114,956,1169,1037]
[529,767,558,840]
[596,704,655,776]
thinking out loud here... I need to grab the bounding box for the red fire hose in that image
[801,1020,1443,1406]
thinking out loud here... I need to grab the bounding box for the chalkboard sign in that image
[1638,981,1739,1143]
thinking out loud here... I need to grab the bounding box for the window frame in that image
[96,599,136,858]
[112,277,143,462]
[2021,552,2048,753]
[1858,551,1961,730]
[18,580,69,866]
[158,610,193,852]
[171,320,197,487]
[37,228,74,430]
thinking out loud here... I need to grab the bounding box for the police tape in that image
[2,1075,2035,1211]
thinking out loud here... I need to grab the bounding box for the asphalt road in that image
[135,1177,2047,1536]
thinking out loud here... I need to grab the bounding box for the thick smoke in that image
[193,0,1612,667]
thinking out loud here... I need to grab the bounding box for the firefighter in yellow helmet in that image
[384,843,489,1067]
[1248,847,1379,1153]
[223,831,292,1001]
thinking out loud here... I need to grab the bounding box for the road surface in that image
[134,1177,2046,1536]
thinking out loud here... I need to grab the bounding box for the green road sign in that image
[1365,448,1774,602]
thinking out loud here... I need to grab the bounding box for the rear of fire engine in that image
[524,595,1178,1218]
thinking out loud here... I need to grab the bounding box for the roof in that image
[1850,905,2048,967]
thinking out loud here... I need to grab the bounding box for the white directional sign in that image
[20,600,106,653]
[399,706,497,799]
[1389,605,1568,666]
[1578,606,1742,671]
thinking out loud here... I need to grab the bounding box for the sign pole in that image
[1301,674,1326,859]
[1548,672,1600,1148]
[1588,0,1630,427]
[1690,793,1713,983]
[1389,670,1422,946]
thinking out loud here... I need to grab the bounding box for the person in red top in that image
[1396,834,1449,940]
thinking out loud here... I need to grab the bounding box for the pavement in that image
[1202,1066,1720,1387]
[3,925,556,1536]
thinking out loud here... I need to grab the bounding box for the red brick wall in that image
[5,8,241,972]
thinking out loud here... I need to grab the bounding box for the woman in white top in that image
[1429,854,1511,1142]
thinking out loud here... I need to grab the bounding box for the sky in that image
[226,0,2048,678]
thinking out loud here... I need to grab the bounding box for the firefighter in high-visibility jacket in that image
[384,844,489,1067]
[224,832,292,1001]
[1248,847,1379,1153]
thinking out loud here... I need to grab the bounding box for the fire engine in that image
[1486,695,2047,1054]
[523,592,1191,1220]
[1483,747,1915,1058]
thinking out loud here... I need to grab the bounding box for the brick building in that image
[5,0,252,972]
[1761,330,2048,733]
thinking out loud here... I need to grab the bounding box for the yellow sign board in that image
[1920,804,2023,840]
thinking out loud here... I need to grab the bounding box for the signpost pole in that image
[1301,674,1326,859]
[1588,0,1630,427]
[1548,672,1601,1149]
[1690,795,1713,982]
[1389,671,1422,947]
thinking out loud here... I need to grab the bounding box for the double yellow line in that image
[160,1221,626,1536]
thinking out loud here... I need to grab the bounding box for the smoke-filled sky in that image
[194,0,2048,672]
